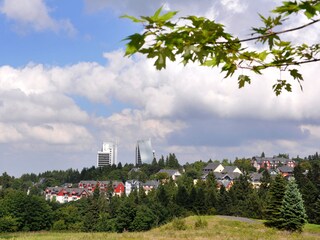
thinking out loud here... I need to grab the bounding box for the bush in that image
[0,216,19,232]
[52,220,67,231]
[194,217,208,229]
[69,222,84,232]
[172,218,187,230]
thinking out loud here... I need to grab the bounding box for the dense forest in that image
[0,153,320,232]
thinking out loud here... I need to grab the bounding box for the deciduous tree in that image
[123,1,320,95]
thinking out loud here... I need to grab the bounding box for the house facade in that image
[157,169,181,181]
[45,187,89,203]
[78,180,125,196]
[201,163,244,191]
[202,162,224,174]
[251,156,296,171]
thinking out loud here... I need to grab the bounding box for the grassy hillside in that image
[1,215,320,240]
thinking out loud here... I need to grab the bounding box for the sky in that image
[0,0,320,177]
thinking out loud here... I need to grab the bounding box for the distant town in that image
[1,146,319,233]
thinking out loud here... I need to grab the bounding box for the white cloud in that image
[0,0,76,35]
[0,123,23,143]
[94,109,186,150]
[220,0,247,13]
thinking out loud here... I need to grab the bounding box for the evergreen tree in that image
[279,179,307,232]
[115,199,137,232]
[194,187,206,214]
[166,153,180,169]
[264,174,287,228]
[228,174,253,216]
[205,173,217,212]
[130,205,156,231]
[295,163,320,223]
[82,198,99,232]
[216,185,232,215]
[313,198,320,224]
[157,156,165,169]
[156,185,169,207]
[176,185,189,209]
[299,180,319,223]
[188,186,197,211]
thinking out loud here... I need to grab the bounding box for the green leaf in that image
[238,75,251,88]
[285,83,292,92]
[258,51,268,61]
[123,34,145,56]
[153,6,163,20]
[159,11,178,22]
[154,51,166,70]
[203,58,217,67]
[289,69,303,81]
[120,15,145,23]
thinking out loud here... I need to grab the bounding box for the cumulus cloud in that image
[1,0,320,175]
[1,49,320,175]
[0,0,76,35]
[94,108,186,148]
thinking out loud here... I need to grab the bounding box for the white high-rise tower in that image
[97,141,117,167]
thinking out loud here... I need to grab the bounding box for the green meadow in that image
[1,215,320,240]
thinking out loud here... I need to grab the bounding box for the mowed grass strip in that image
[1,216,320,240]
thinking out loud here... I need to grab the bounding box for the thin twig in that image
[217,18,320,44]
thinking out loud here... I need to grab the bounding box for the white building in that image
[135,139,154,166]
[97,141,117,167]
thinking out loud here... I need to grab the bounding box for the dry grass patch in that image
[1,216,319,240]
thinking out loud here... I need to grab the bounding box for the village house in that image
[45,180,125,204]
[202,162,224,174]
[251,156,296,171]
[142,180,159,194]
[44,187,89,203]
[125,179,141,196]
[277,166,294,178]
[249,172,263,188]
[125,179,160,196]
[201,163,243,190]
[157,169,181,181]
[78,180,125,196]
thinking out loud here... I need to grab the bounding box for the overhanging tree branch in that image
[220,18,320,44]
[123,1,320,95]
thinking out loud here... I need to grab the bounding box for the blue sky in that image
[1,0,320,177]
[0,0,139,66]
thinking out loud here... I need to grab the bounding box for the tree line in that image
[0,153,319,232]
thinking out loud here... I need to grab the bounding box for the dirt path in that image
[216,215,260,224]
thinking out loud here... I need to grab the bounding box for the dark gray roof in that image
[61,183,73,188]
[278,166,294,173]
[203,162,221,171]
[158,169,180,176]
[64,188,87,195]
[201,173,208,180]
[213,172,241,180]
[250,172,263,182]
[213,172,224,180]
[79,180,98,185]
[222,166,239,173]
[100,180,123,187]
[46,187,63,193]
[128,168,141,174]
[142,180,159,188]
[253,157,294,165]
[223,172,241,180]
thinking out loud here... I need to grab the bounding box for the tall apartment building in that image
[135,139,154,166]
[97,141,117,167]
